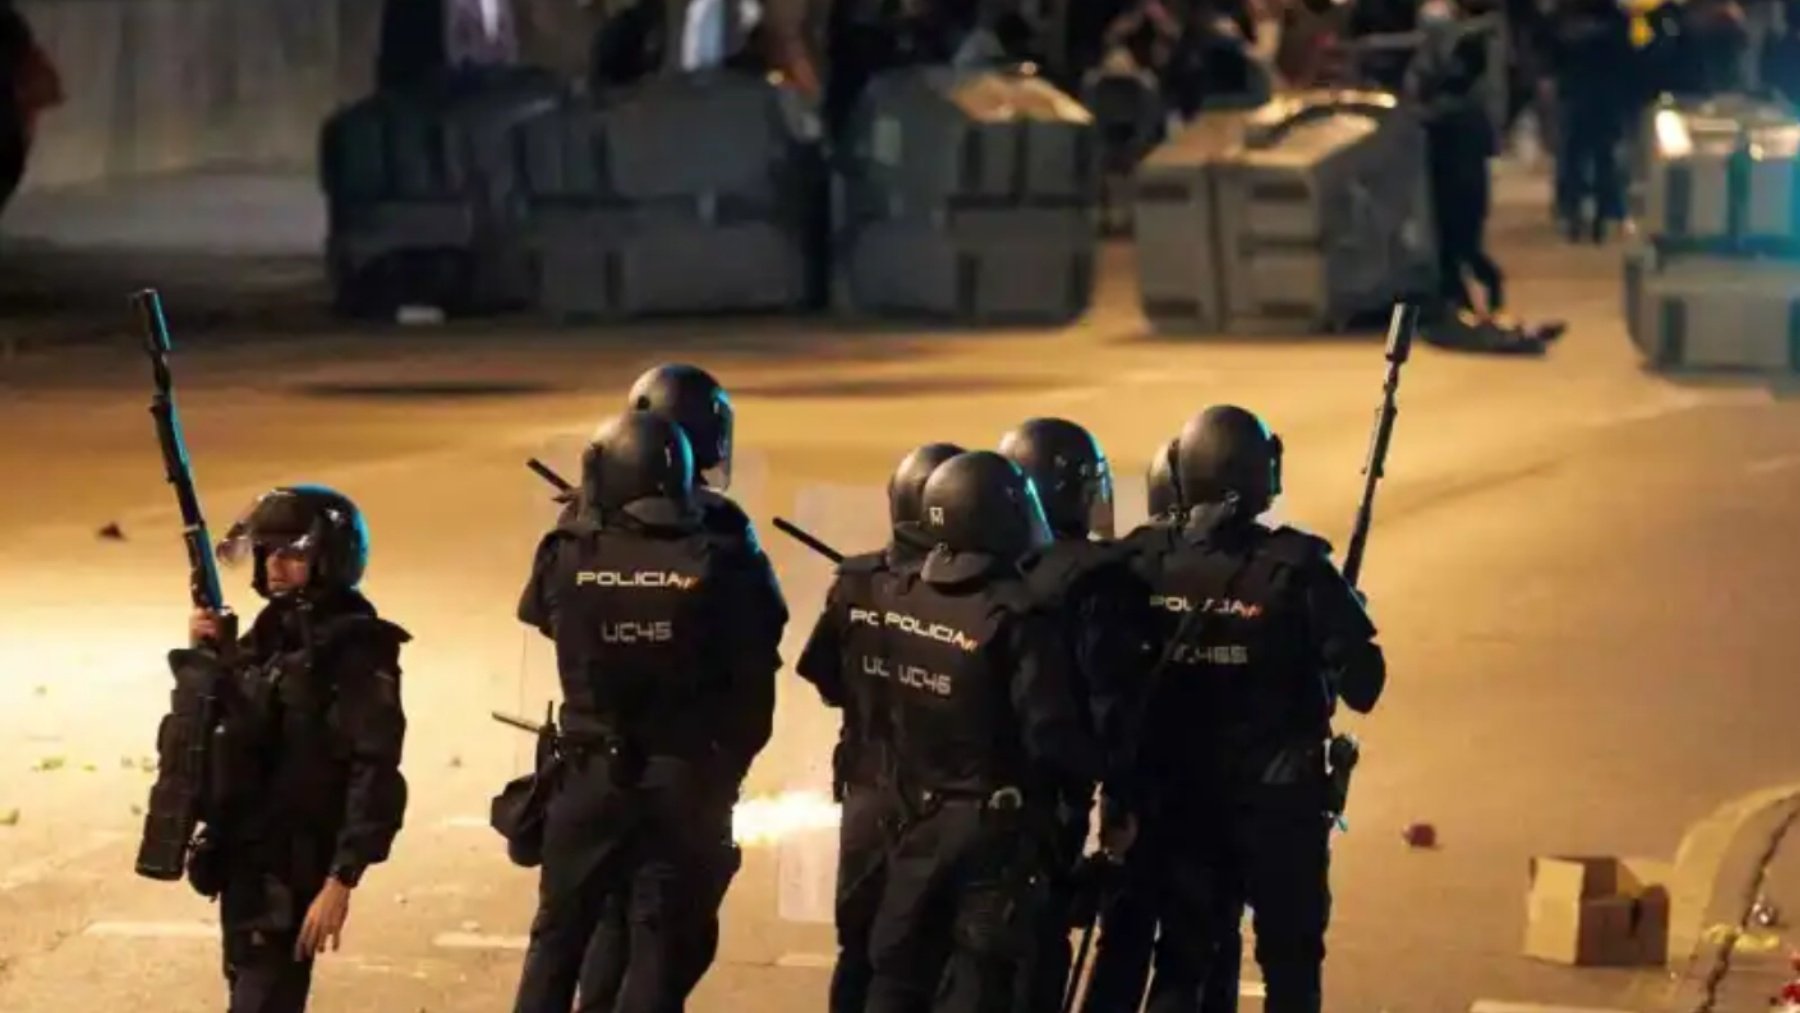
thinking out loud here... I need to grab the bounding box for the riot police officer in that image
[1084,433,1250,1013]
[576,362,788,1010]
[181,485,410,1012]
[996,418,1154,1013]
[1127,406,1385,1013]
[863,451,1101,1013]
[512,412,783,1013]
[796,441,965,1013]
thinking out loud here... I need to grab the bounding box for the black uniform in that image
[574,364,788,1013]
[798,440,963,1013]
[796,532,927,1013]
[998,418,1168,1013]
[180,487,409,1013]
[863,450,1100,1013]
[512,413,783,1013]
[1128,518,1382,1013]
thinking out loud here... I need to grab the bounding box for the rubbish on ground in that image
[1524,855,1670,966]
[97,522,126,540]
[1754,895,1784,928]
[1402,822,1437,848]
[32,757,65,772]
[0,809,18,827]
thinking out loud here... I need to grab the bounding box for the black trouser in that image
[1079,823,1240,1013]
[1554,102,1624,228]
[576,838,739,1012]
[1142,785,1331,1013]
[831,782,901,1013]
[222,926,315,1013]
[1081,843,1156,1013]
[1429,154,1504,314]
[217,867,320,1013]
[1018,807,1089,1013]
[513,752,730,1013]
[575,891,626,1012]
[867,796,1044,1013]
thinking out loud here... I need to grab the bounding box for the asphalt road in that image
[1,168,1798,1012]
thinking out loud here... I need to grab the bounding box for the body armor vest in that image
[1142,525,1330,785]
[547,527,720,755]
[221,601,408,883]
[832,551,893,789]
[873,573,1027,796]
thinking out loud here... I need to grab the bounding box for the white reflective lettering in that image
[576,571,699,590]
[600,621,676,644]
[861,656,953,695]
[881,612,980,652]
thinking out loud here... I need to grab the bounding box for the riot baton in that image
[526,458,574,496]
[772,516,845,564]
[491,710,546,736]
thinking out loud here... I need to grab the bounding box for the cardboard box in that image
[1524,856,1673,966]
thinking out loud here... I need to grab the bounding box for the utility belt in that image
[559,730,649,791]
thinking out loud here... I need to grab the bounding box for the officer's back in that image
[512,411,778,1013]
[862,451,1099,1013]
[1124,405,1384,1013]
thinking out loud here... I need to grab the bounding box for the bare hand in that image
[1100,812,1139,859]
[294,878,352,960]
[189,608,224,648]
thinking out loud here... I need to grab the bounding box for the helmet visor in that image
[215,491,317,568]
[1085,457,1116,539]
[699,403,734,492]
[1020,476,1055,552]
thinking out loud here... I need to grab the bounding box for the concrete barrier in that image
[11,0,607,192]
[15,0,378,189]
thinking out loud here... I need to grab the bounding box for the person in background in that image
[1547,0,1632,243]
[1760,0,1800,104]
[1,0,58,221]
[377,0,520,94]
[1407,0,1505,314]
[1687,0,1752,94]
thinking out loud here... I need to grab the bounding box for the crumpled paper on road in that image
[1700,922,1786,952]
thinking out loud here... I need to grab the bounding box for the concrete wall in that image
[13,0,605,191]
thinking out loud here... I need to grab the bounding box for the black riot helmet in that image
[888,442,966,526]
[998,417,1115,539]
[919,451,1053,577]
[580,411,697,528]
[626,363,735,491]
[1175,405,1284,520]
[1147,438,1182,520]
[217,485,371,599]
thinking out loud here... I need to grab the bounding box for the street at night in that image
[2,163,1798,1011]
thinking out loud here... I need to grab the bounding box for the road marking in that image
[83,920,216,939]
[1241,980,1266,998]
[1582,388,1773,431]
[1470,1002,1640,1013]
[0,831,124,892]
[433,931,528,950]
[436,814,491,829]
[1747,453,1800,476]
[775,952,835,969]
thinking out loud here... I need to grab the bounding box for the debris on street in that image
[1402,822,1438,848]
